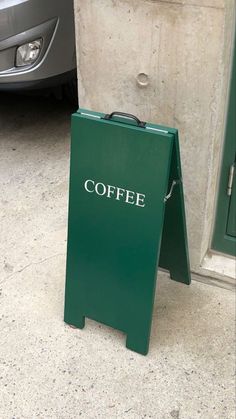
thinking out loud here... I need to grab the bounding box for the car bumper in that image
[0,0,76,88]
[0,70,77,91]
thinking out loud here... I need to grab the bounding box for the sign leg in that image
[126,323,151,355]
[64,274,85,329]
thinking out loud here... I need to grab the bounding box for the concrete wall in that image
[74,0,235,276]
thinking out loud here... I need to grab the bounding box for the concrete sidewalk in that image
[0,94,235,419]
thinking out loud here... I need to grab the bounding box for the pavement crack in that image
[1,252,65,284]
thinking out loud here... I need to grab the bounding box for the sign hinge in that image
[227,163,235,196]
[164,179,182,202]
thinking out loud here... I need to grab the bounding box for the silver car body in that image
[0,0,76,90]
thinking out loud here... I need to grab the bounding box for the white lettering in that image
[84,179,146,208]
[84,179,95,193]
[95,182,106,196]
[116,187,125,201]
[136,193,146,207]
[107,184,116,198]
[125,190,135,205]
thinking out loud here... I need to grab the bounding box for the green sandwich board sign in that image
[64,109,191,355]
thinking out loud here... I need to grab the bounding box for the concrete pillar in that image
[74,0,235,276]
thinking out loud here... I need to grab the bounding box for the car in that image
[0,0,77,103]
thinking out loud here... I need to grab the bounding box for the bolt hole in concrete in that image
[136,72,149,87]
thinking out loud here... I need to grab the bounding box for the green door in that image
[212,36,236,256]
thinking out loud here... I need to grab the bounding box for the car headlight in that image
[16,39,42,67]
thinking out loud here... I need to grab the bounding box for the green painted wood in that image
[64,109,191,355]
[212,35,236,256]
[159,134,191,284]
[226,162,236,237]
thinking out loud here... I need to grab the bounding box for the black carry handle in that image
[103,111,146,128]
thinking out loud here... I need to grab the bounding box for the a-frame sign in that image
[64,109,191,355]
